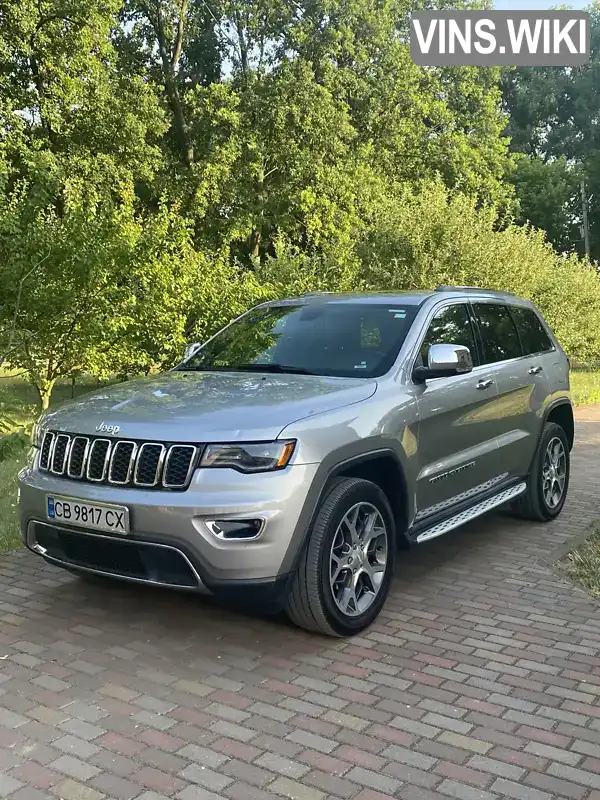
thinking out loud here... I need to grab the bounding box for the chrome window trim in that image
[401,296,560,384]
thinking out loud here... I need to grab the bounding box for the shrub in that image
[353,181,600,360]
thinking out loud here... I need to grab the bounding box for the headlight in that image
[200,441,296,473]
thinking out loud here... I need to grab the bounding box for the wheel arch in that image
[544,400,574,451]
[330,452,409,549]
[280,445,411,577]
[512,405,571,522]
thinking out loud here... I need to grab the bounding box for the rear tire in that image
[285,478,396,636]
[512,422,570,522]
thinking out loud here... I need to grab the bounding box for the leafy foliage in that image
[0,0,600,408]
[507,155,581,255]
[0,408,28,466]
[0,430,29,465]
[502,2,600,260]
[264,180,600,361]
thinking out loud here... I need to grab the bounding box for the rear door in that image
[414,302,503,522]
[471,302,552,481]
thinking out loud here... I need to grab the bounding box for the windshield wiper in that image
[176,363,317,375]
[236,363,317,375]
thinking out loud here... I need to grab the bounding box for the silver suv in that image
[19,287,573,636]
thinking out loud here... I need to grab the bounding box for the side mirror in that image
[413,343,473,382]
[184,342,202,360]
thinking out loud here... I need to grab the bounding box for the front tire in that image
[285,478,396,636]
[512,422,570,522]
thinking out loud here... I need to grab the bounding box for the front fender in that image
[276,438,414,576]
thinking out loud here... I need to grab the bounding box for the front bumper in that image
[18,460,318,604]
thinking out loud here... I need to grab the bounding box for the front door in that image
[414,302,503,523]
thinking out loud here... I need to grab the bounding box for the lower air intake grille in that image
[33,523,199,588]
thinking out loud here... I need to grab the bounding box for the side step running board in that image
[416,482,527,544]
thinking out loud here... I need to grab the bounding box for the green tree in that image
[0,0,171,407]
[507,155,581,254]
[280,0,511,205]
[0,189,137,409]
[0,0,166,200]
[117,0,514,266]
[501,2,600,259]
[356,180,600,359]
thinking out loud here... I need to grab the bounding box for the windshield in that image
[179,301,420,378]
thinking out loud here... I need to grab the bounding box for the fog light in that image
[206,519,264,540]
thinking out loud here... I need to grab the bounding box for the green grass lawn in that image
[0,448,27,553]
[0,369,106,430]
[557,525,600,598]
[0,370,108,553]
[571,368,600,406]
[1,366,600,556]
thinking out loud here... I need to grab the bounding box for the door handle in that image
[529,366,543,375]
[477,379,494,390]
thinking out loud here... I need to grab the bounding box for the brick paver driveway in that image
[1,414,600,800]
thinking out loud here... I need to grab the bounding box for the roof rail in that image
[434,285,516,296]
[302,291,335,296]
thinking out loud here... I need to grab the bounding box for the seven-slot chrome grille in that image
[38,431,200,490]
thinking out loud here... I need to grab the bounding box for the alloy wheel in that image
[542,436,567,510]
[329,502,388,617]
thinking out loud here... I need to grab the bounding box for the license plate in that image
[46,495,130,535]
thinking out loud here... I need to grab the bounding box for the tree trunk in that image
[29,54,53,142]
[251,229,262,261]
[250,164,266,265]
[235,12,249,74]
[151,2,194,168]
[37,379,55,411]
[164,70,194,167]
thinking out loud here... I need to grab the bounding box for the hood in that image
[41,370,378,442]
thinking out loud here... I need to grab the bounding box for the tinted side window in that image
[510,307,553,355]
[420,304,479,366]
[473,303,522,364]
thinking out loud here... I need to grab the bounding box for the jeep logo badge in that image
[96,422,120,435]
